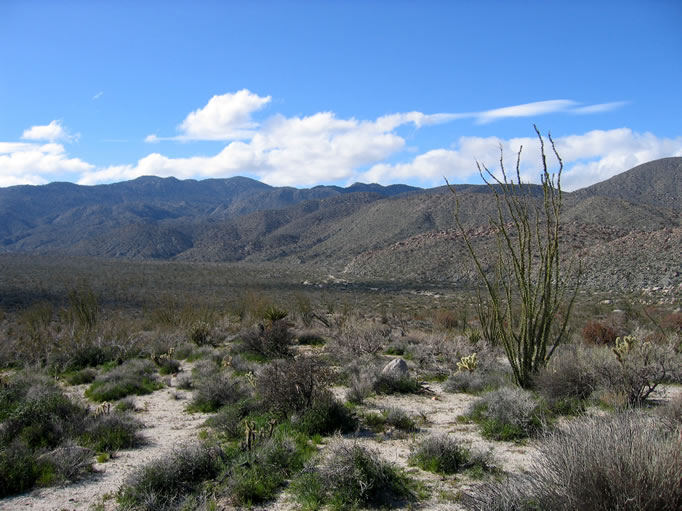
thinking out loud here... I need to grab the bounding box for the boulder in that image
[381,358,409,379]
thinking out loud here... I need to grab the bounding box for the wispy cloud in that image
[92,91,104,100]
[571,101,629,114]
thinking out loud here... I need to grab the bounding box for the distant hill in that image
[0,157,680,292]
[573,157,682,210]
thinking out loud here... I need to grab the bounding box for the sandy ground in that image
[2,366,210,511]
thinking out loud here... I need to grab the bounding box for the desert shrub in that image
[406,333,462,373]
[156,357,181,375]
[175,373,193,390]
[464,411,682,511]
[293,391,357,436]
[0,373,99,496]
[582,320,618,345]
[189,371,248,413]
[330,323,389,361]
[292,438,413,510]
[468,387,542,441]
[224,433,312,506]
[204,402,248,440]
[380,407,416,432]
[118,442,224,510]
[115,396,138,412]
[445,367,509,394]
[533,343,608,405]
[226,352,258,374]
[188,320,212,346]
[657,391,682,427]
[1,381,86,450]
[661,312,682,332]
[344,359,379,404]
[80,412,143,453]
[239,319,294,358]
[384,339,409,356]
[408,434,491,475]
[597,335,682,406]
[172,342,196,360]
[0,439,93,496]
[257,356,332,416]
[433,309,460,330]
[85,359,162,402]
[297,331,326,346]
[374,372,420,395]
[65,367,97,385]
[35,443,94,483]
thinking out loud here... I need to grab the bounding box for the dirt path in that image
[2,367,209,511]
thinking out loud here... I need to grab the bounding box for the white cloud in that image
[360,129,682,191]
[571,101,629,114]
[148,89,272,142]
[0,140,94,187]
[21,120,78,142]
[474,100,577,124]
[92,91,104,100]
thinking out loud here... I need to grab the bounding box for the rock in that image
[381,358,409,379]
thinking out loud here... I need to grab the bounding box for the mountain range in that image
[1,157,680,293]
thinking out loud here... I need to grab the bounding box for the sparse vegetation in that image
[468,386,543,441]
[85,359,162,402]
[292,439,414,510]
[465,411,682,511]
[409,434,493,476]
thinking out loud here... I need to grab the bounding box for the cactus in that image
[456,352,478,372]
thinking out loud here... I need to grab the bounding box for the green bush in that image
[293,392,357,436]
[239,319,294,358]
[408,435,472,475]
[374,373,420,394]
[383,407,417,432]
[80,412,143,453]
[0,373,97,496]
[468,387,542,441]
[225,434,312,506]
[65,367,98,385]
[292,439,413,510]
[188,321,212,346]
[188,371,247,413]
[85,359,162,402]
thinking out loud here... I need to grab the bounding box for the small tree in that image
[450,126,579,388]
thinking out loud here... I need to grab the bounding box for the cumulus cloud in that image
[0,140,94,187]
[146,89,272,142]
[21,120,78,142]
[359,129,682,191]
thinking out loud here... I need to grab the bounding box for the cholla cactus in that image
[613,335,651,363]
[189,321,211,346]
[457,352,478,372]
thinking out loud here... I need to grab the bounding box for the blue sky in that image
[1,0,681,190]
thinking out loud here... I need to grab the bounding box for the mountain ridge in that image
[1,157,680,292]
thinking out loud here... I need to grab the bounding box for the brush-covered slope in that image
[573,157,682,210]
